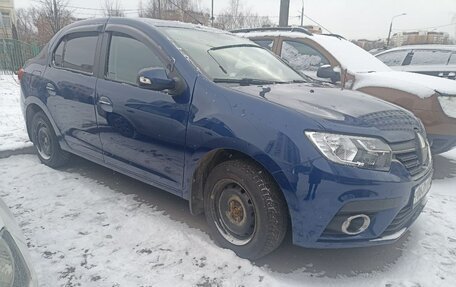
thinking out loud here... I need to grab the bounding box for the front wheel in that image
[204,159,288,259]
[31,111,70,168]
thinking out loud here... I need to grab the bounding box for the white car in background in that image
[375,45,456,80]
[0,198,37,287]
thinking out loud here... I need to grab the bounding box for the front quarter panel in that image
[183,77,325,232]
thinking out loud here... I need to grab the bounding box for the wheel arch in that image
[188,147,295,223]
[24,98,64,145]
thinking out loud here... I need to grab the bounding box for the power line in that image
[166,0,203,24]
[302,14,332,33]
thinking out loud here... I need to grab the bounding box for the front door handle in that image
[98,96,113,112]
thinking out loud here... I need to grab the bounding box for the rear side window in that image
[106,33,165,85]
[53,41,64,67]
[409,50,452,66]
[52,32,98,74]
[376,50,408,66]
[252,39,273,50]
[281,40,329,71]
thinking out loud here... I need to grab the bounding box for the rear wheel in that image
[31,111,70,168]
[204,159,288,259]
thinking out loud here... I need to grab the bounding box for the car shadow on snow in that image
[432,154,456,180]
[61,156,410,278]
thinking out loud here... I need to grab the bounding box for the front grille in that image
[390,137,431,180]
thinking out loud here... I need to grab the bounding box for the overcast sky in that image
[13,0,456,40]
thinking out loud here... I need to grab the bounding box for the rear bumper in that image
[289,157,432,249]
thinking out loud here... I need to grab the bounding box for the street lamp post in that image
[386,13,407,48]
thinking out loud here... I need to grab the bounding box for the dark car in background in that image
[235,27,456,154]
[20,18,432,259]
[375,45,456,80]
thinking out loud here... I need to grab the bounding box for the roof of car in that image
[68,17,227,34]
[379,45,456,53]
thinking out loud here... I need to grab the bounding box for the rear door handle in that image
[46,83,56,96]
[97,96,113,112]
[98,96,113,106]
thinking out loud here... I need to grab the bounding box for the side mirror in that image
[137,67,175,91]
[316,65,341,83]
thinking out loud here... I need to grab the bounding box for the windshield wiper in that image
[213,78,284,86]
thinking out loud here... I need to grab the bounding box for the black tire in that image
[30,111,70,168]
[204,159,288,260]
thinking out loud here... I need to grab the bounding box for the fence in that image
[0,39,41,74]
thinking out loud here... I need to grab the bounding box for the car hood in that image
[353,71,456,98]
[230,83,421,142]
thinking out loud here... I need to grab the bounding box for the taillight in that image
[17,68,24,81]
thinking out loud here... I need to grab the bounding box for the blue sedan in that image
[19,18,432,259]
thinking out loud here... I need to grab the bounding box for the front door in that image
[95,30,190,191]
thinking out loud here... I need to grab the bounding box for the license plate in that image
[413,176,432,206]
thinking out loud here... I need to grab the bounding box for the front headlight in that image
[306,131,392,171]
[437,94,456,118]
[0,229,32,287]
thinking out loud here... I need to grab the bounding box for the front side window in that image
[159,27,305,83]
[106,33,165,85]
[280,40,329,72]
[376,50,409,66]
[409,50,452,66]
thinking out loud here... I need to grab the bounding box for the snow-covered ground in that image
[1,74,456,286]
[0,74,32,151]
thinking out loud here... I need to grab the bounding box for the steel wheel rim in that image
[212,180,256,246]
[36,122,52,160]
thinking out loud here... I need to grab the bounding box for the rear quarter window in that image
[252,39,274,50]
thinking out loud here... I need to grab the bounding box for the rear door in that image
[94,25,190,191]
[44,26,103,159]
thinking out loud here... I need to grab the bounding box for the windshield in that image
[313,35,392,73]
[159,27,306,83]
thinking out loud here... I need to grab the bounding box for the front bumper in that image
[289,157,432,249]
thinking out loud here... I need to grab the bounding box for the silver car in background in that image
[376,45,456,80]
[0,198,37,287]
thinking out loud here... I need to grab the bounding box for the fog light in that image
[341,214,371,235]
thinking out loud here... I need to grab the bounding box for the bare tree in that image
[15,8,39,43]
[36,0,73,35]
[141,0,208,24]
[102,0,125,17]
[214,0,272,30]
